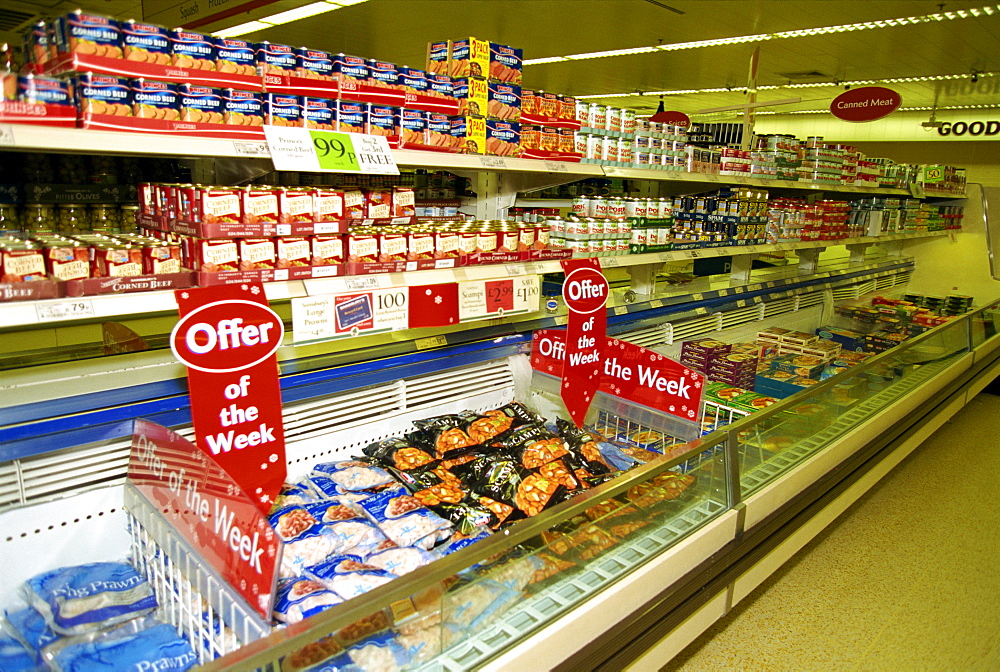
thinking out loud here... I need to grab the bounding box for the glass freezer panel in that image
[738,316,973,497]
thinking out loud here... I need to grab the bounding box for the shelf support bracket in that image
[845,243,871,265]
[797,248,822,274]
[729,253,757,285]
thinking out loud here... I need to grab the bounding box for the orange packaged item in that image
[392,188,415,218]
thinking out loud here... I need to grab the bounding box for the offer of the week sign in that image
[170,282,287,514]
[532,331,705,422]
[127,419,280,620]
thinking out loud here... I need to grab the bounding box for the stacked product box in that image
[671,187,768,245]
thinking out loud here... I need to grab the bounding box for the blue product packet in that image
[49,621,196,672]
[306,557,395,600]
[359,487,451,550]
[4,606,60,657]
[0,632,43,672]
[23,562,157,635]
[272,578,343,625]
[311,460,395,491]
[346,631,410,670]
[363,546,435,576]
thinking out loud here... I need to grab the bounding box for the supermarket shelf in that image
[0,231,945,329]
[0,124,959,200]
[601,166,913,196]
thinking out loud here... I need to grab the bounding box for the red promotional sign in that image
[560,259,609,426]
[531,331,705,423]
[171,283,286,514]
[650,110,691,127]
[407,282,460,329]
[128,419,280,620]
[830,86,902,122]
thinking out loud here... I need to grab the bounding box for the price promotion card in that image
[292,287,409,342]
[264,126,399,175]
[458,275,541,321]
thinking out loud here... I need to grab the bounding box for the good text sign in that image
[171,283,286,514]
[128,420,280,620]
[532,332,704,422]
[560,259,609,426]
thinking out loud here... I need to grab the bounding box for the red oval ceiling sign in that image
[830,86,902,122]
[650,110,691,127]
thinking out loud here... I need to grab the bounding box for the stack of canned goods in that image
[345,219,552,263]
[570,196,674,220]
[547,216,630,258]
[0,231,181,282]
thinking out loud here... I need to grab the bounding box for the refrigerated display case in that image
[1,123,997,671]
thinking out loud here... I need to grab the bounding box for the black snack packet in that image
[460,457,528,505]
[362,437,436,471]
[408,414,478,459]
[514,472,568,517]
[556,418,613,472]
[390,464,467,507]
[492,424,570,470]
[436,500,498,536]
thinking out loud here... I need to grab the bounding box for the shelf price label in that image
[264,127,399,175]
[292,288,408,342]
[459,275,540,321]
[36,299,95,322]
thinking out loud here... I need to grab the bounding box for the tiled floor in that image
[662,392,1000,671]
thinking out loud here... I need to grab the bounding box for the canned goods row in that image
[0,231,180,281]
[555,235,630,258]
[345,219,552,262]
[576,103,637,135]
[571,196,674,220]
[141,182,415,224]
[553,217,632,236]
[521,90,576,120]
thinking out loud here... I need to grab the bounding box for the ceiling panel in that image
[1,0,996,120]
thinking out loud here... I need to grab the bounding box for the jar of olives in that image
[0,203,19,236]
[58,203,90,233]
[23,203,55,234]
[90,203,118,233]
[118,204,140,233]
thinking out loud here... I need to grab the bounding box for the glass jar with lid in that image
[90,203,117,233]
[23,203,56,234]
[58,203,90,234]
[118,205,140,233]
[0,203,20,236]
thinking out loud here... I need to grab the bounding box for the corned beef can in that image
[93,243,143,277]
[238,237,276,270]
[142,240,182,274]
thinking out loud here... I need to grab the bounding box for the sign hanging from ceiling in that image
[650,110,691,127]
[830,86,902,123]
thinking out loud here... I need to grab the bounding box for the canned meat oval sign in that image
[563,266,609,314]
[171,299,285,373]
[830,86,902,122]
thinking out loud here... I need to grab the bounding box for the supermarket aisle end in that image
[661,392,1000,671]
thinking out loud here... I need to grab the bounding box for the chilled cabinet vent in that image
[616,324,671,348]
[796,292,826,309]
[763,297,798,317]
[668,315,723,343]
[4,358,516,511]
[719,305,764,330]
[831,285,860,300]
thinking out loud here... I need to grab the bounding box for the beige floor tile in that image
[662,393,1000,672]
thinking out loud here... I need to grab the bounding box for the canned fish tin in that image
[131,78,179,119]
[122,21,170,64]
[169,30,215,70]
[215,37,256,75]
[18,75,73,106]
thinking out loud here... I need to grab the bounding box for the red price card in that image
[485,279,515,313]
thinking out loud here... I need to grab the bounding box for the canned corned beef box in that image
[223,89,263,126]
[303,97,335,130]
[131,78,178,120]
[367,59,399,89]
[365,103,398,137]
[297,48,334,80]
[54,11,122,59]
[74,73,130,116]
[121,20,170,64]
[336,100,364,133]
[169,29,215,70]
[486,119,520,157]
[265,93,302,127]
[215,37,256,75]
[178,84,223,124]
[333,53,368,84]
[256,41,296,75]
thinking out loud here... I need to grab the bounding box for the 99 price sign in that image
[264,127,399,175]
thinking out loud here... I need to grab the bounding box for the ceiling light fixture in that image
[573,71,998,100]
[213,0,368,37]
[524,4,1000,66]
